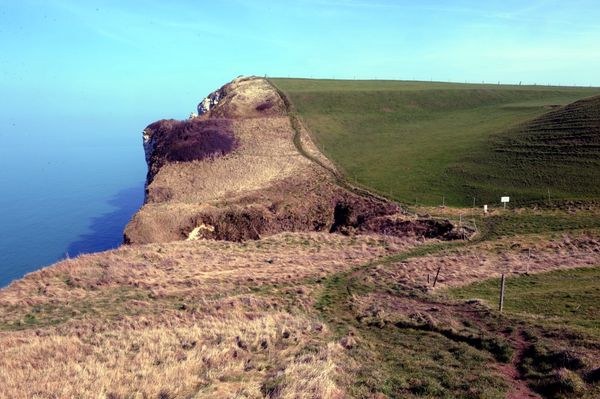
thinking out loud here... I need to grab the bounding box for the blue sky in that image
[1,0,600,124]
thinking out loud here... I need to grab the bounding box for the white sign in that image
[501,196,510,203]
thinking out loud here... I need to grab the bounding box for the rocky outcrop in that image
[197,88,222,115]
[196,76,286,119]
[124,76,458,244]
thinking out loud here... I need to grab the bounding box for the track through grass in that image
[314,209,600,398]
[315,242,513,398]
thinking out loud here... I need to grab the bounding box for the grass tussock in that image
[0,310,335,398]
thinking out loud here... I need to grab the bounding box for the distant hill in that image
[452,94,600,204]
[272,78,600,206]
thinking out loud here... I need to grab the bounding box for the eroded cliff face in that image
[124,76,457,244]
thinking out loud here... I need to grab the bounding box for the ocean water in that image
[0,115,149,288]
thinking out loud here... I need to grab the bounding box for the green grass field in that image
[272,78,600,206]
[449,267,600,336]
[447,265,600,398]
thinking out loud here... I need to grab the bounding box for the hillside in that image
[1,77,599,399]
[453,95,600,203]
[124,77,455,244]
[272,78,600,206]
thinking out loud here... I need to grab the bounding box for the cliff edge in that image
[124,76,456,244]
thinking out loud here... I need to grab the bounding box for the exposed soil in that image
[500,333,540,399]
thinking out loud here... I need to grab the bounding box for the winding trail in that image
[268,78,399,206]
[500,332,539,399]
[315,239,542,397]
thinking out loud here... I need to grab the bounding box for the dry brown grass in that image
[204,77,287,120]
[148,117,312,205]
[2,233,412,311]
[126,112,333,244]
[125,77,412,245]
[371,230,600,291]
[0,232,418,398]
[0,310,337,399]
[126,77,331,245]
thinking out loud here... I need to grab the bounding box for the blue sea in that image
[0,114,149,287]
[0,106,194,287]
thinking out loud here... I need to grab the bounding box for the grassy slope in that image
[272,78,600,206]
[446,264,600,398]
[2,199,599,397]
[453,96,600,204]
[449,267,600,335]
[315,222,600,398]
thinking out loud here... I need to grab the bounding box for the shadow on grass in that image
[65,185,144,257]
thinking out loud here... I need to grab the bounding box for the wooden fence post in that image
[433,266,442,288]
[499,274,506,313]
